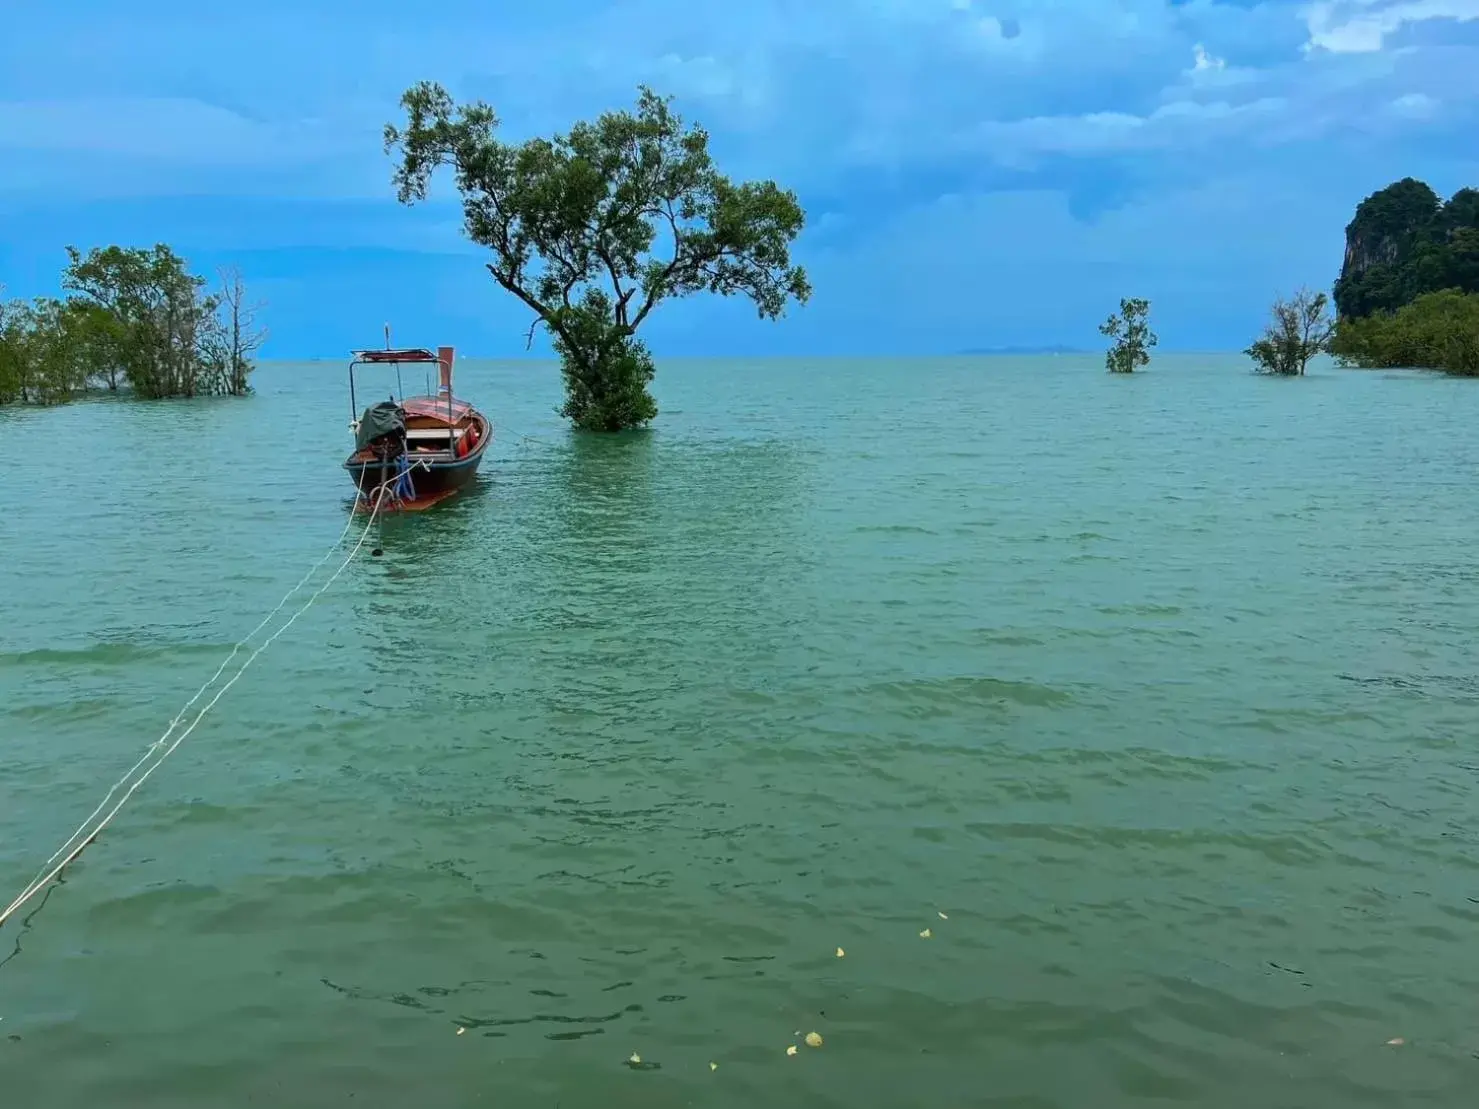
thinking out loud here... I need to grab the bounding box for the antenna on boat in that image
[382,323,405,401]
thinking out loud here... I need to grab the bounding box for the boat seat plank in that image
[405,427,466,441]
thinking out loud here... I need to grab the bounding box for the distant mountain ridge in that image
[956,344,1088,355]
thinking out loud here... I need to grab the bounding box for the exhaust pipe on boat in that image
[438,346,455,394]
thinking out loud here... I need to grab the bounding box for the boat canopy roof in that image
[402,394,476,423]
[353,347,440,364]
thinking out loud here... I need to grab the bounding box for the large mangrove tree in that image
[384,83,811,431]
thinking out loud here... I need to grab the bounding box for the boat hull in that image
[345,452,483,505]
[343,414,490,511]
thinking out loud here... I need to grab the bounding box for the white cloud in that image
[960,96,1288,163]
[975,16,1011,42]
[1191,43,1227,71]
[1177,41,1270,91]
[649,52,773,113]
[823,177,1341,274]
[1390,90,1441,115]
[0,0,1473,206]
[1303,0,1479,53]
[0,97,364,164]
[652,53,739,99]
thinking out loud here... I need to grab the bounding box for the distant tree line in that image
[0,245,266,406]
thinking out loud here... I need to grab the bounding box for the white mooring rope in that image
[0,478,400,930]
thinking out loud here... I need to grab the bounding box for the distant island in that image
[1329,177,1479,375]
[957,345,1089,355]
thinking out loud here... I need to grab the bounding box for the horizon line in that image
[260,349,1257,362]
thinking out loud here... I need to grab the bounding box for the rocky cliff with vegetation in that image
[1334,178,1479,317]
[1330,178,1479,374]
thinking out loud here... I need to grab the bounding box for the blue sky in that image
[1,0,1476,356]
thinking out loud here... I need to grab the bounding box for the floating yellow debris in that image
[456,1027,466,1036]
[786,1044,799,1057]
[709,1062,719,1072]
[805,1032,824,1048]
[938,911,949,920]
[629,1052,642,1064]
[1386,1037,1405,1047]
[919,927,932,939]
[836,946,846,958]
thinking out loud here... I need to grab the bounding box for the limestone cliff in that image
[1334,178,1442,318]
[1334,179,1479,318]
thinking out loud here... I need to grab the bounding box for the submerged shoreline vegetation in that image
[1326,178,1479,376]
[1331,289,1479,376]
[0,246,265,407]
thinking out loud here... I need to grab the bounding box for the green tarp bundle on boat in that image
[355,400,406,451]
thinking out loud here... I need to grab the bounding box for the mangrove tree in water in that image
[0,248,265,405]
[63,246,265,399]
[384,83,811,431]
[1100,297,1157,373]
[1246,288,1334,376]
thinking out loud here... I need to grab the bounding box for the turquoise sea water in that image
[2,354,1478,1107]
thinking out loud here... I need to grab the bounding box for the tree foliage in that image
[66,244,216,399]
[1099,297,1157,373]
[1245,288,1334,376]
[0,292,94,405]
[1330,289,1479,376]
[1334,178,1479,319]
[0,247,264,406]
[385,82,811,431]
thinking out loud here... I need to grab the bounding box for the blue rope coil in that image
[394,453,415,501]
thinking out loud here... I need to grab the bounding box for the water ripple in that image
[3,356,1479,1106]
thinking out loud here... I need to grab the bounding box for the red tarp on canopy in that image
[402,394,475,422]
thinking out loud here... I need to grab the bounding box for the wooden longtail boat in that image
[344,345,491,512]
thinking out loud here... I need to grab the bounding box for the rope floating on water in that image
[496,423,556,447]
[0,478,400,931]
